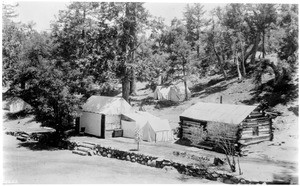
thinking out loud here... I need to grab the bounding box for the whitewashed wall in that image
[80,112,102,136]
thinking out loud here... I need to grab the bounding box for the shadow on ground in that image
[191,75,239,99]
[17,141,60,151]
[16,134,74,151]
[190,74,236,93]
[241,79,298,108]
[4,110,34,121]
[155,100,180,109]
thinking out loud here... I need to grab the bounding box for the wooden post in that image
[220,96,223,104]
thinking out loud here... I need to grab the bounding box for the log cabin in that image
[179,102,273,154]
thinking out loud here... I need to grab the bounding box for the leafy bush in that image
[5,108,33,120]
[207,122,240,173]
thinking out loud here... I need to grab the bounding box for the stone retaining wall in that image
[80,143,265,184]
[6,131,267,184]
[4,131,289,184]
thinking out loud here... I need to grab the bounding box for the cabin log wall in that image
[179,109,273,154]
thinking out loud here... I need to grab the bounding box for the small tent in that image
[80,96,134,138]
[169,85,191,102]
[121,111,173,142]
[6,97,32,113]
[153,85,191,102]
[153,86,170,100]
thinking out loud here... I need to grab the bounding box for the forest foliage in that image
[2,3,298,133]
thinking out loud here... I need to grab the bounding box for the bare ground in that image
[3,134,215,184]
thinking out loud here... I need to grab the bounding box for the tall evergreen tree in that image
[183,3,207,59]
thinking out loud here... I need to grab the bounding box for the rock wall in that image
[6,131,268,184]
[80,144,265,184]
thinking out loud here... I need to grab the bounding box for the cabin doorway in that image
[101,115,105,138]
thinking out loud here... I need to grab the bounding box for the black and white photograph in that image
[1,0,299,184]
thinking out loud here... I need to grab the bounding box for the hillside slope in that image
[130,73,298,165]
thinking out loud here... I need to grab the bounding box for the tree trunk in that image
[240,42,246,77]
[261,59,284,86]
[231,156,236,172]
[213,47,227,80]
[157,71,164,85]
[128,3,137,96]
[182,63,189,101]
[221,54,228,80]
[196,28,200,59]
[243,34,260,64]
[237,155,242,175]
[262,30,265,58]
[233,42,242,81]
[122,76,130,102]
[183,80,188,101]
[236,59,242,81]
[250,34,260,64]
[122,2,137,100]
[224,153,236,172]
[159,74,163,85]
[241,59,246,77]
[237,34,246,77]
[130,68,137,95]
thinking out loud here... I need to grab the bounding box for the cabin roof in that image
[180,102,258,125]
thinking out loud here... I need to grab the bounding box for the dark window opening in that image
[252,126,259,136]
[200,121,208,132]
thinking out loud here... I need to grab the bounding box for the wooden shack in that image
[179,102,272,154]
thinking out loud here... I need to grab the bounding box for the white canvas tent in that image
[121,111,173,142]
[153,85,191,102]
[169,85,191,102]
[7,97,32,113]
[80,96,134,137]
[153,86,169,100]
